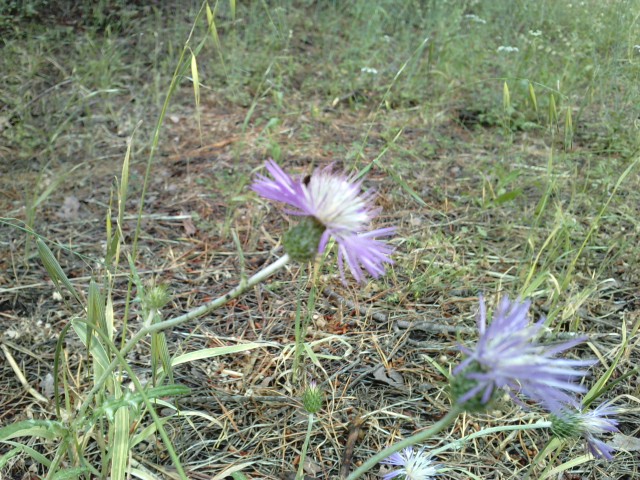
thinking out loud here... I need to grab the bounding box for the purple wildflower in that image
[551,400,621,460]
[452,295,595,412]
[380,447,441,480]
[252,160,394,282]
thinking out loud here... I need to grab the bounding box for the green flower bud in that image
[449,363,496,413]
[283,216,325,262]
[302,380,323,414]
[146,284,171,311]
[550,413,581,440]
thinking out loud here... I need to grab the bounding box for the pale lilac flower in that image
[551,400,621,460]
[252,160,394,282]
[380,447,441,480]
[453,295,595,412]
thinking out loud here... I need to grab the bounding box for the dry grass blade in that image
[0,344,48,404]
[170,343,269,367]
[211,462,255,480]
[190,51,202,141]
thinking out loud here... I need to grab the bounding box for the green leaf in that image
[91,385,191,424]
[110,406,130,480]
[0,447,21,470]
[493,188,523,205]
[0,419,65,441]
[72,320,111,388]
[36,238,81,303]
[51,467,91,480]
[151,331,173,385]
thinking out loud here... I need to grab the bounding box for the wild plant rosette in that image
[451,295,596,413]
[252,160,394,282]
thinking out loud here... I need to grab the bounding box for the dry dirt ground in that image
[1,93,639,479]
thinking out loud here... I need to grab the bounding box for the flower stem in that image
[147,253,291,334]
[76,254,290,420]
[430,420,552,457]
[345,405,464,480]
[297,413,315,480]
[293,273,316,383]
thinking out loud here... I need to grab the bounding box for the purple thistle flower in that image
[551,400,621,460]
[380,447,441,480]
[452,295,595,412]
[252,160,394,282]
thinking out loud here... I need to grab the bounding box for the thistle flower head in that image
[451,295,595,412]
[252,160,394,283]
[380,447,441,480]
[301,380,323,414]
[146,284,171,311]
[551,400,621,460]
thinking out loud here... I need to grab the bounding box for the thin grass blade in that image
[529,82,538,113]
[36,238,81,303]
[0,442,52,470]
[110,405,130,480]
[170,343,265,367]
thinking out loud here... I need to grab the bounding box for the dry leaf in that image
[57,195,80,220]
[40,373,55,399]
[182,214,197,236]
[372,365,404,388]
[611,432,640,451]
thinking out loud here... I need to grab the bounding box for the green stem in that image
[293,272,316,382]
[76,254,290,420]
[347,408,553,480]
[297,413,315,480]
[345,405,463,480]
[121,1,209,349]
[431,420,552,457]
[292,265,305,383]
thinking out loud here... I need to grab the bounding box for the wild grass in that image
[1,0,640,479]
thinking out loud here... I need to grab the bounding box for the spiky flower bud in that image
[302,380,323,414]
[550,412,581,440]
[146,284,171,311]
[283,216,325,262]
